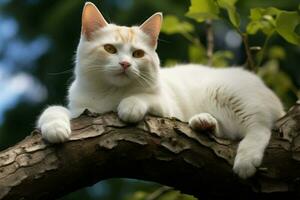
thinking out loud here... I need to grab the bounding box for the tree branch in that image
[0,103,300,200]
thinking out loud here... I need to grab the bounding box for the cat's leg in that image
[118,96,148,123]
[37,106,71,143]
[233,125,271,179]
[188,113,221,137]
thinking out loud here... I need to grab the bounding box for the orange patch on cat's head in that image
[113,27,137,44]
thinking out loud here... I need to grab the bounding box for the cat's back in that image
[160,64,262,89]
[160,64,212,88]
[160,64,209,80]
[160,64,284,122]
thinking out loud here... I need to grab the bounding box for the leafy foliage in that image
[247,7,300,45]
[276,11,300,45]
[247,7,279,35]
[185,0,220,22]
[161,15,194,34]
[217,0,240,28]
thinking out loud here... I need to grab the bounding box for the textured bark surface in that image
[0,102,300,200]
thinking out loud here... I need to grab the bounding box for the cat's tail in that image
[233,125,271,179]
[37,105,71,143]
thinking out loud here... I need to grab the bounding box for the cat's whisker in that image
[82,65,121,74]
[85,64,120,69]
[130,69,154,88]
[139,75,153,86]
[130,70,148,88]
[138,72,156,86]
[132,69,151,86]
[47,68,74,76]
[138,74,154,85]
[135,76,148,88]
[82,69,111,74]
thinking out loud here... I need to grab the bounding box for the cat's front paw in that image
[233,149,263,179]
[40,120,71,143]
[118,97,148,123]
[189,113,220,136]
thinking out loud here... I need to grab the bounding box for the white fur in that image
[37,19,284,179]
[37,106,71,143]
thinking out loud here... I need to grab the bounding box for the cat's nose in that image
[119,61,131,70]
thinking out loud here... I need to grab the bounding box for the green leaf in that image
[247,8,300,44]
[188,45,207,63]
[161,15,194,35]
[268,46,286,60]
[158,190,197,200]
[219,0,238,6]
[126,189,198,200]
[124,191,147,200]
[212,50,234,67]
[247,21,261,34]
[259,60,297,107]
[276,11,300,45]
[247,20,274,35]
[164,59,179,67]
[226,6,240,28]
[246,7,280,35]
[249,7,281,21]
[218,0,240,28]
[186,0,220,22]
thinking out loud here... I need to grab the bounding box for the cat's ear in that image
[140,12,163,47]
[81,2,108,40]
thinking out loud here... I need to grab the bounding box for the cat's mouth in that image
[114,70,130,78]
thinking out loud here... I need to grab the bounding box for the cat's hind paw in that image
[41,120,71,143]
[189,113,220,136]
[118,97,148,123]
[233,149,263,179]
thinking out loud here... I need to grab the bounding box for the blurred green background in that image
[0,0,299,199]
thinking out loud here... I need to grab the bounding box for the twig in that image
[145,186,173,200]
[215,7,256,72]
[257,33,273,67]
[240,32,256,72]
[205,19,214,66]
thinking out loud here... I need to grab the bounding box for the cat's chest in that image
[69,85,125,114]
[95,93,121,110]
[86,92,123,112]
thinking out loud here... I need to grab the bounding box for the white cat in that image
[37,2,285,179]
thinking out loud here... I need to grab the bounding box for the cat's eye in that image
[104,44,117,54]
[132,49,145,58]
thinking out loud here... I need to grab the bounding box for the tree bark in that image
[0,102,300,200]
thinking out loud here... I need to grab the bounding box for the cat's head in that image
[75,2,162,88]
